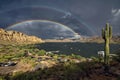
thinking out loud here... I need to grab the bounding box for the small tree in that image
[102,23,112,65]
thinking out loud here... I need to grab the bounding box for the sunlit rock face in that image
[0,28,44,44]
[7,20,81,39]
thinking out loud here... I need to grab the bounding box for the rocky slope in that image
[0,28,44,44]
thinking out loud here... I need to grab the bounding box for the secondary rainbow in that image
[6,19,77,34]
[2,5,94,35]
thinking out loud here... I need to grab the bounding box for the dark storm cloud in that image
[66,0,120,35]
[0,0,120,36]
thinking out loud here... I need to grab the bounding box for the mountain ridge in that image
[0,28,44,44]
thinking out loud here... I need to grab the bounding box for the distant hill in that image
[83,36,120,43]
[0,28,44,44]
[45,36,120,43]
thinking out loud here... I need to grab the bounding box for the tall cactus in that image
[102,23,112,65]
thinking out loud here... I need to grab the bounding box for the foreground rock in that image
[0,28,44,44]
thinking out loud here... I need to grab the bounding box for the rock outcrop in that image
[0,28,44,44]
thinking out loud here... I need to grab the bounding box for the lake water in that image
[36,42,120,57]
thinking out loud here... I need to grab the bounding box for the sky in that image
[0,0,120,38]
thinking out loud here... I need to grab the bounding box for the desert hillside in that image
[81,36,120,43]
[0,28,44,44]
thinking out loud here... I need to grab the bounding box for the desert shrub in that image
[70,54,83,59]
[75,55,83,59]
[33,48,40,52]
[15,53,24,58]
[90,56,99,62]
[0,56,8,62]
[0,76,5,80]
[71,54,76,58]
[37,50,46,56]
[113,49,120,62]
[53,55,58,60]
[11,71,25,80]
[3,55,14,60]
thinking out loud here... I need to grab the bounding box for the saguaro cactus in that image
[102,23,112,65]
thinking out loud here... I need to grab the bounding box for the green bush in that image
[4,55,14,60]
[0,77,5,80]
[53,55,58,60]
[37,49,46,56]
[71,54,76,58]
[15,53,24,58]
[70,54,82,59]
[90,56,99,62]
[33,48,40,52]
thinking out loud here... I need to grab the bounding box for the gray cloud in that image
[0,0,120,37]
[110,9,120,35]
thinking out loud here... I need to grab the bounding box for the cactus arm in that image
[105,23,109,31]
[102,28,105,39]
[109,26,112,39]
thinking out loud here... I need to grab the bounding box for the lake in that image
[36,42,120,57]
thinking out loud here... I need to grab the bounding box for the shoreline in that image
[44,39,120,44]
